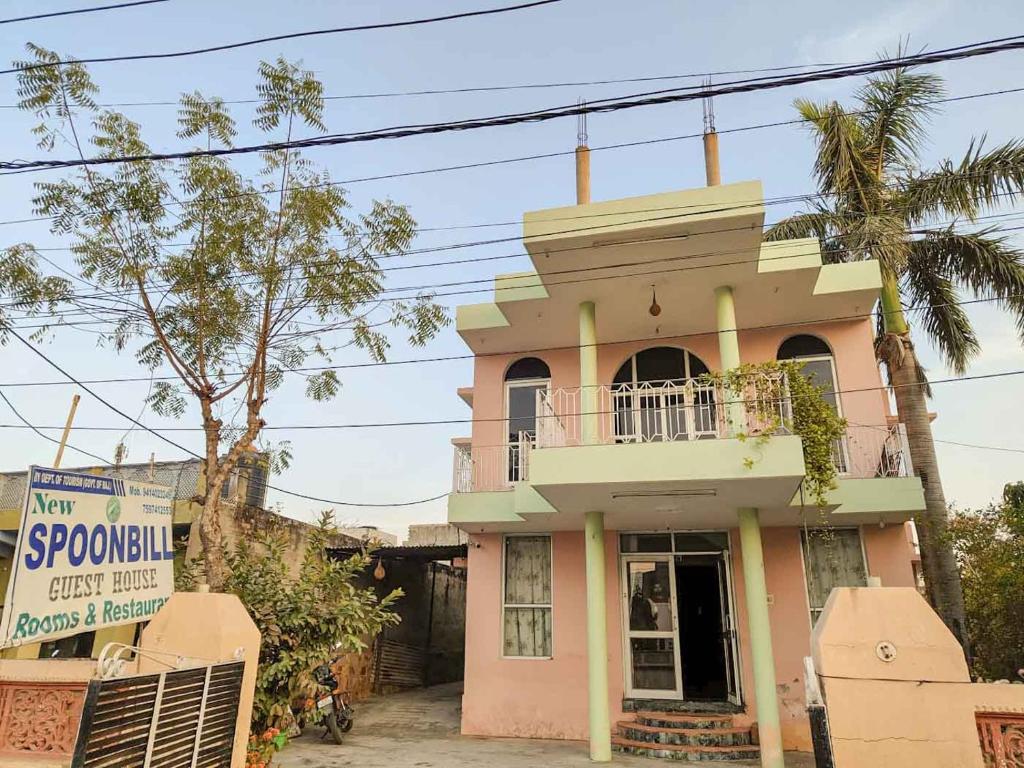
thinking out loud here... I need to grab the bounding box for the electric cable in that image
[3,327,450,507]
[0,387,109,464]
[0,0,167,25]
[0,60,858,108]
[1,0,563,76]
[2,293,1020,388]
[6,36,1024,172]
[1,366,1022,432]
[8,178,1024,314]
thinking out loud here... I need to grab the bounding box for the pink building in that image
[446,152,924,766]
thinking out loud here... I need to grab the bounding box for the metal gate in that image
[71,660,244,768]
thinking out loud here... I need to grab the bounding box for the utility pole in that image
[53,394,80,469]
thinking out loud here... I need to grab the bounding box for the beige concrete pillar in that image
[576,145,591,205]
[140,593,261,768]
[704,131,721,186]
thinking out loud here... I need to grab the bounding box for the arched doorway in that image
[504,357,550,481]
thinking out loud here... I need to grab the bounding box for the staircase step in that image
[613,735,760,762]
[618,721,753,747]
[634,711,734,730]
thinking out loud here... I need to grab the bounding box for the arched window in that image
[613,346,710,385]
[504,358,550,481]
[505,357,551,381]
[612,347,715,442]
[777,334,840,413]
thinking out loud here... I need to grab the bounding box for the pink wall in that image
[461,530,625,739]
[468,317,891,444]
[462,524,918,749]
[862,523,917,587]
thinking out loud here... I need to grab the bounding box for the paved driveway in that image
[275,683,813,768]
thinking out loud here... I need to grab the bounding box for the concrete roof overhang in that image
[455,182,882,355]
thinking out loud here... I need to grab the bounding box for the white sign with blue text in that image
[0,466,175,648]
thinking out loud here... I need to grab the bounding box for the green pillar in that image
[579,300,610,761]
[584,509,611,762]
[737,508,784,768]
[579,300,599,446]
[714,285,747,433]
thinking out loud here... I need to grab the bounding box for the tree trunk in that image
[198,491,227,591]
[879,275,971,660]
[194,402,229,591]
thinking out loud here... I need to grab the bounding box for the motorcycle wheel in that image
[339,716,354,734]
[325,713,345,744]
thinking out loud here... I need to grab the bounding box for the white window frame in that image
[790,354,843,417]
[799,525,868,629]
[500,533,553,660]
[504,378,550,484]
[504,377,550,443]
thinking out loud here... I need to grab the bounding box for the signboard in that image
[0,466,175,648]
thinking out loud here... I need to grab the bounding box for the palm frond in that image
[764,206,841,242]
[857,68,943,174]
[914,227,1024,341]
[794,99,876,204]
[900,137,1024,224]
[902,238,980,373]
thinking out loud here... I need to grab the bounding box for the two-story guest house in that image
[445,140,924,767]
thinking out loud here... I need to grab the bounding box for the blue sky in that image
[1,0,1023,538]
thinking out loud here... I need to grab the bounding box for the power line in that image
[0,60,857,108]
[12,216,1024,329]
[10,178,1024,315]
[3,293,1020,387]
[4,328,450,507]
[0,0,167,25]
[0,387,108,464]
[6,36,1024,172]
[1,0,563,76]
[2,368,1023,432]
[3,83,1021,230]
[850,421,1024,455]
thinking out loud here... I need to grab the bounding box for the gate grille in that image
[71,661,244,768]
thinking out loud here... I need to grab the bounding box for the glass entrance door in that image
[622,556,682,698]
[717,552,741,705]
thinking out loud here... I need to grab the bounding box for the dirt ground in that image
[275,683,815,768]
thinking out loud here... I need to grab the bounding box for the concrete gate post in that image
[140,592,261,768]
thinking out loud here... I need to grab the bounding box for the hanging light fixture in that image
[648,285,661,317]
[373,557,386,580]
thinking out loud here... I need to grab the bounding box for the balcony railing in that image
[452,432,532,493]
[449,385,915,493]
[833,423,913,479]
[536,374,791,448]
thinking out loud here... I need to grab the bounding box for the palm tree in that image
[768,67,1024,655]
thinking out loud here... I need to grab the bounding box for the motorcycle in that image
[311,662,354,744]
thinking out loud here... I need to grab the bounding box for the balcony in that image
[449,379,914,496]
[535,374,790,448]
[833,424,914,479]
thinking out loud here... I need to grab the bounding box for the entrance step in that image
[613,711,759,762]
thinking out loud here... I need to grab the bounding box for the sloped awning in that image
[326,544,467,562]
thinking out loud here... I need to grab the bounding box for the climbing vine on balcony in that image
[701,360,847,509]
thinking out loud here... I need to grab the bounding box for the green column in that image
[737,508,784,768]
[584,509,611,762]
[714,285,747,433]
[579,300,610,761]
[579,300,599,446]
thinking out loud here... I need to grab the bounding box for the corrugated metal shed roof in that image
[327,544,468,561]
[0,459,202,510]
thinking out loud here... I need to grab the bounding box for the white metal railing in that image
[833,423,913,478]
[535,374,791,449]
[452,432,532,493]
